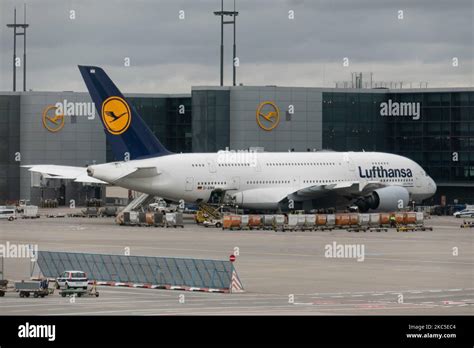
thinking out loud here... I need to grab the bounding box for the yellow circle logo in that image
[102,96,131,135]
[42,105,65,133]
[256,101,280,131]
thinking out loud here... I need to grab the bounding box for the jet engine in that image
[354,186,409,212]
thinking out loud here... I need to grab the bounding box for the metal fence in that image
[36,251,236,290]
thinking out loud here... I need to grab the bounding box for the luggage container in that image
[240,215,249,229]
[248,215,262,230]
[349,214,359,225]
[405,212,417,225]
[123,212,130,225]
[304,214,316,230]
[286,214,299,231]
[335,213,351,227]
[262,215,274,230]
[145,212,155,226]
[316,214,327,226]
[379,213,391,226]
[395,212,405,224]
[359,214,370,226]
[273,214,285,231]
[347,213,369,232]
[369,213,380,226]
[165,212,184,228]
[415,212,424,224]
[138,212,147,225]
[296,215,306,230]
[129,211,139,225]
[153,212,164,226]
[223,215,241,230]
[22,205,39,219]
[326,214,336,228]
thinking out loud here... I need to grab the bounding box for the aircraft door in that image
[185,177,194,191]
[292,176,300,189]
[415,172,422,188]
[232,177,240,190]
[343,152,355,171]
[207,159,216,173]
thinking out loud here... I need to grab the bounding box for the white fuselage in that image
[88,151,436,210]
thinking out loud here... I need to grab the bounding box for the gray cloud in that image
[0,0,472,93]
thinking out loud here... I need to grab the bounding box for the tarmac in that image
[0,211,473,315]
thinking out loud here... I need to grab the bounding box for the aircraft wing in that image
[22,165,107,184]
[290,180,386,200]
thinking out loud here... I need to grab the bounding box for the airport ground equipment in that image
[34,251,244,293]
[248,215,262,230]
[368,227,389,232]
[326,214,336,229]
[195,202,222,224]
[138,212,147,225]
[82,207,99,218]
[285,214,298,231]
[262,215,275,230]
[98,206,118,217]
[304,214,316,231]
[0,279,8,297]
[203,219,223,228]
[153,211,164,227]
[115,193,154,224]
[223,215,242,230]
[59,283,99,298]
[273,214,285,231]
[165,212,184,228]
[20,205,39,219]
[15,280,53,298]
[396,225,433,232]
[239,215,249,229]
[460,220,474,228]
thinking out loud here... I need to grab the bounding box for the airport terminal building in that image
[1,85,473,205]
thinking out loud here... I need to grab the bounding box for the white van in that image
[0,207,16,221]
[453,209,474,218]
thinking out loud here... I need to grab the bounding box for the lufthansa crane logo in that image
[256,101,280,131]
[102,96,131,135]
[42,105,65,133]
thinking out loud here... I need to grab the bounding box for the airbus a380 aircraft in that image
[27,66,437,212]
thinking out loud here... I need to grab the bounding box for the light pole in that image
[6,5,29,92]
[213,0,238,86]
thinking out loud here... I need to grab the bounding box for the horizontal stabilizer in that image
[23,165,107,184]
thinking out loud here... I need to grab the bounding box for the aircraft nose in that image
[429,177,437,194]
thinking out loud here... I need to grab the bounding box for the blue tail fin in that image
[78,65,171,161]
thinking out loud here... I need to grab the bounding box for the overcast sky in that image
[0,0,473,93]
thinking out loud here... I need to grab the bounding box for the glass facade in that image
[192,89,230,152]
[106,95,192,162]
[323,90,474,203]
[0,95,20,204]
[37,251,235,290]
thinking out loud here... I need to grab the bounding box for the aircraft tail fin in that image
[78,65,171,161]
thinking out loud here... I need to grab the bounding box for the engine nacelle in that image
[355,186,409,212]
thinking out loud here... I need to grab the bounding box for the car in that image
[56,271,88,290]
[453,209,474,218]
[0,207,16,221]
[203,219,223,228]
